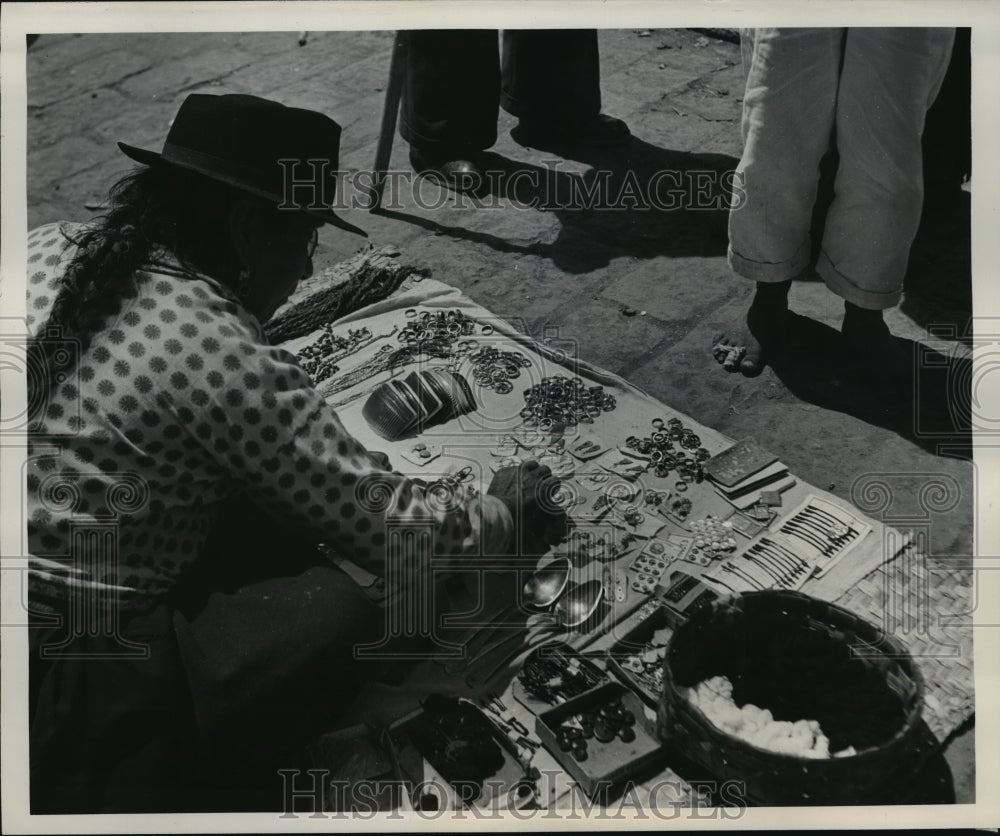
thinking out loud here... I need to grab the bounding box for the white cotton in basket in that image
[685,676,857,759]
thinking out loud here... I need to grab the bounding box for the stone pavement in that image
[24,27,974,802]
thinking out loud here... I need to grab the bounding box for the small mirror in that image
[554,579,605,628]
[522,555,571,608]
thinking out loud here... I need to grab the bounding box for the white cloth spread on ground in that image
[277,272,972,777]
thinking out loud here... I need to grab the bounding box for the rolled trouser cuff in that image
[727,238,811,283]
[816,249,902,310]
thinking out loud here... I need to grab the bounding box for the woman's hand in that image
[367,450,392,471]
[487,460,568,553]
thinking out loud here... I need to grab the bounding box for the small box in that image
[607,571,719,708]
[606,606,671,709]
[512,642,609,717]
[657,569,719,628]
[534,683,666,798]
[386,696,535,812]
[759,490,783,507]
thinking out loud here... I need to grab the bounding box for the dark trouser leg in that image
[500,29,601,125]
[399,29,500,156]
[169,562,380,811]
[167,498,381,809]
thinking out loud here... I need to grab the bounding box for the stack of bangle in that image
[625,417,710,484]
[469,347,531,395]
[400,309,478,343]
[521,376,617,429]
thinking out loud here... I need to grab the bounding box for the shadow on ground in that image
[376,137,736,273]
[761,313,972,460]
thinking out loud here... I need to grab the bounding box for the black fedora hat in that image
[118,93,366,237]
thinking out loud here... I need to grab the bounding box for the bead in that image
[593,720,617,743]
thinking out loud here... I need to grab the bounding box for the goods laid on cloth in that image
[362,368,477,440]
[274,264,972,809]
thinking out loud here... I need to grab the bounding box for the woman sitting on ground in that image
[26,93,564,813]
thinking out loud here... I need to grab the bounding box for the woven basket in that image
[656,591,925,806]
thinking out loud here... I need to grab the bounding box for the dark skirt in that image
[29,499,380,813]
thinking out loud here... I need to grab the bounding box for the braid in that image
[27,165,254,428]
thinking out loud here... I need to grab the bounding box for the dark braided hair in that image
[28,164,272,426]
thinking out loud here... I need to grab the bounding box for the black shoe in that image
[512,114,631,150]
[409,145,486,195]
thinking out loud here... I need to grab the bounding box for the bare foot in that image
[841,303,912,383]
[713,280,791,376]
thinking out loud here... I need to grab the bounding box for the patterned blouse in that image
[25,222,512,609]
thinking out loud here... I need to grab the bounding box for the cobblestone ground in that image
[25,27,974,801]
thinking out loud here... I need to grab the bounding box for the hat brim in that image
[117,141,368,238]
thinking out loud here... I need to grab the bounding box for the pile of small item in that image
[625,416,710,484]
[555,697,637,762]
[391,309,479,365]
[296,325,374,383]
[644,489,669,509]
[469,347,531,394]
[685,676,856,759]
[688,515,738,562]
[400,309,477,343]
[670,496,694,520]
[521,376,617,429]
[517,644,604,705]
[618,627,670,697]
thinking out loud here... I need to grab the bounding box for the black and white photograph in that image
[1,1,997,830]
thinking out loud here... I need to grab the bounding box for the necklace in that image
[296,324,399,384]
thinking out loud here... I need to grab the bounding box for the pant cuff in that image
[499,90,520,118]
[399,120,494,155]
[816,249,901,310]
[727,241,811,283]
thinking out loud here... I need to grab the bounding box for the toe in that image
[740,347,763,375]
[712,334,736,365]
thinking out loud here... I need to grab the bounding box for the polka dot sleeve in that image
[175,316,513,572]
